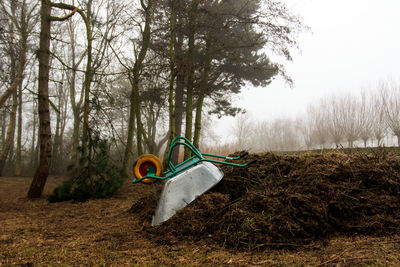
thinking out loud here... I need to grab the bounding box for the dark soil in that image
[135,151,400,250]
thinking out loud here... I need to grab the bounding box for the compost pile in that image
[133,151,400,249]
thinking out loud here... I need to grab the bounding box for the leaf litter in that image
[1,150,400,265]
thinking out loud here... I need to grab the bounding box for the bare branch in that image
[50,7,78,21]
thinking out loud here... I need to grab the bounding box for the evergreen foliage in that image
[48,132,124,202]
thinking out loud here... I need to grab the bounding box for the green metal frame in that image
[132,136,256,183]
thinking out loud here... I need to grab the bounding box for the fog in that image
[212,0,400,145]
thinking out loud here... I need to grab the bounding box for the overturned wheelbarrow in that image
[132,136,256,226]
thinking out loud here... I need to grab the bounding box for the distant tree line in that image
[231,80,400,152]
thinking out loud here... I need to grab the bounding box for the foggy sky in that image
[213,0,400,141]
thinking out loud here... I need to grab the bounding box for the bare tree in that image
[0,0,38,176]
[295,114,314,150]
[340,94,360,148]
[183,0,199,159]
[0,1,38,109]
[0,89,17,175]
[252,120,271,152]
[27,0,53,198]
[358,90,373,147]
[65,15,86,166]
[51,67,69,173]
[381,80,400,147]
[165,0,177,164]
[28,0,79,198]
[371,88,387,146]
[324,96,345,147]
[231,113,252,151]
[308,102,330,149]
[109,0,156,177]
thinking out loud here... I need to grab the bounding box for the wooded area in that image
[0,0,304,197]
[1,0,399,199]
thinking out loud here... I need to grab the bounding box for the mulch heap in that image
[132,151,400,250]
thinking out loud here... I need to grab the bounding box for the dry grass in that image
[0,176,399,266]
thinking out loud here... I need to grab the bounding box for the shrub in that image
[48,133,124,203]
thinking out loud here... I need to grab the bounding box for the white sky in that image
[212,0,400,140]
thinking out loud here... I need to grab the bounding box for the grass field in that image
[1,174,399,266]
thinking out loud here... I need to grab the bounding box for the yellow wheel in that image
[133,154,163,184]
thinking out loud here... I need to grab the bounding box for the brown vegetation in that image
[1,150,400,265]
[149,151,400,252]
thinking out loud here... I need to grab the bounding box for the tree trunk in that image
[0,32,24,109]
[143,106,160,154]
[58,79,68,172]
[121,0,153,178]
[51,70,68,174]
[0,72,23,109]
[14,0,29,176]
[184,0,198,159]
[134,1,153,156]
[0,90,17,176]
[193,90,205,149]
[155,133,169,156]
[376,135,383,147]
[173,73,184,163]
[133,76,144,156]
[363,139,368,148]
[70,112,80,165]
[81,0,93,169]
[33,127,40,170]
[172,17,184,164]
[348,140,353,148]
[30,100,37,170]
[0,109,6,148]
[193,37,212,149]
[67,18,83,167]
[14,84,23,176]
[28,0,52,198]
[165,0,176,166]
[52,1,94,169]
[122,79,137,177]
[52,99,61,173]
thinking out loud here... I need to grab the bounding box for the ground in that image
[0,176,399,266]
